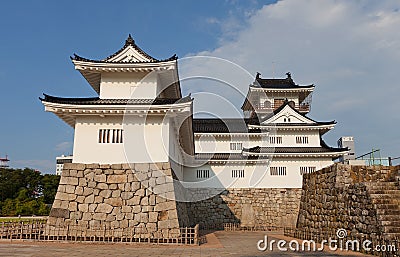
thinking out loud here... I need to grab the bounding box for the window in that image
[196,169,210,178]
[232,169,245,178]
[296,136,309,144]
[300,167,316,175]
[230,142,243,150]
[269,136,282,144]
[99,129,123,143]
[270,167,287,176]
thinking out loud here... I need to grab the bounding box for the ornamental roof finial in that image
[256,72,261,79]
[286,72,291,79]
[125,34,135,45]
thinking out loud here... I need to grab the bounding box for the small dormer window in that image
[284,118,287,122]
[288,118,291,122]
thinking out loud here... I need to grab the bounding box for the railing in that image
[254,103,310,112]
[284,227,400,257]
[0,221,199,245]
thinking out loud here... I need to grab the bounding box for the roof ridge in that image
[70,35,178,64]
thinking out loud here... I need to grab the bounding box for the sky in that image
[0,0,399,173]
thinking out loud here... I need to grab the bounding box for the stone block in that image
[60,176,79,186]
[99,189,112,198]
[132,206,141,214]
[99,164,110,169]
[61,170,70,177]
[70,170,78,177]
[94,196,104,203]
[75,186,83,195]
[93,213,107,221]
[83,187,94,196]
[96,183,108,190]
[114,169,125,175]
[104,197,123,207]
[135,163,149,172]
[49,208,70,219]
[121,192,134,200]
[69,202,78,212]
[127,196,141,206]
[78,203,88,212]
[94,174,106,183]
[131,182,140,191]
[96,203,113,214]
[108,175,127,183]
[149,212,158,223]
[112,190,121,198]
[84,194,94,204]
[86,163,99,169]
[111,164,122,170]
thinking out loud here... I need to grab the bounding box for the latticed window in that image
[196,169,210,178]
[270,167,287,176]
[98,129,123,143]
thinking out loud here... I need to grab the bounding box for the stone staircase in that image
[365,181,400,240]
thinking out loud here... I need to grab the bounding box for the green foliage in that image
[0,167,60,216]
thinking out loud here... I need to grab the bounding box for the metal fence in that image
[0,221,199,245]
[284,227,400,257]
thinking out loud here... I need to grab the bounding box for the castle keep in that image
[41,35,347,232]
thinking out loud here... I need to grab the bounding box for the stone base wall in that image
[48,163,189,238]
[297,164,400,237]
[186,188,302,229]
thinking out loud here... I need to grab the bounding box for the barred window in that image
[196,169,210,179]
[270,167,287,176]
[231,169,245,178]
[300,167,316,175]
[296,136,309,144]
[269,136,282,144]
[99,129,123,143]
[230,142,243,150]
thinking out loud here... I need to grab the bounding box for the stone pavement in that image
[0,231,369,257]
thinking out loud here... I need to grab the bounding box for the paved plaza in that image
[0,231,369,257]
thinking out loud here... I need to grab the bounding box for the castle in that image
[41,35,348,231]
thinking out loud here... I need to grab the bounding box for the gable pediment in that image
[261,104,316,125]
[105,45,154,63]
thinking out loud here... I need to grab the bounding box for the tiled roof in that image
[195,153,268,161]
[40,94,190,105]
[70,34,177,64]
[193,118,260,133]
[254,72,314,89]
[243,141,348,154]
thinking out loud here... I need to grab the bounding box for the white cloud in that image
[183,0,400,157]
[55,141,72,152]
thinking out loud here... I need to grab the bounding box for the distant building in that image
[0,155,9,168]
[56,155,73,175]
[338,136,355,161]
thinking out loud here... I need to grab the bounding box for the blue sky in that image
[1,0,399,173]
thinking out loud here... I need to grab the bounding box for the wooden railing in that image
[255,103,310,112]
[0,221,199,245]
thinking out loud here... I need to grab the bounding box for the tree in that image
[0,168,60,216]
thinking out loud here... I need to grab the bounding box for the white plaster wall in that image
[194,130,321,153]
[183,157,334,188]
[99,72,158,99]
[195,135,266,153]
[73,115,171,164]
